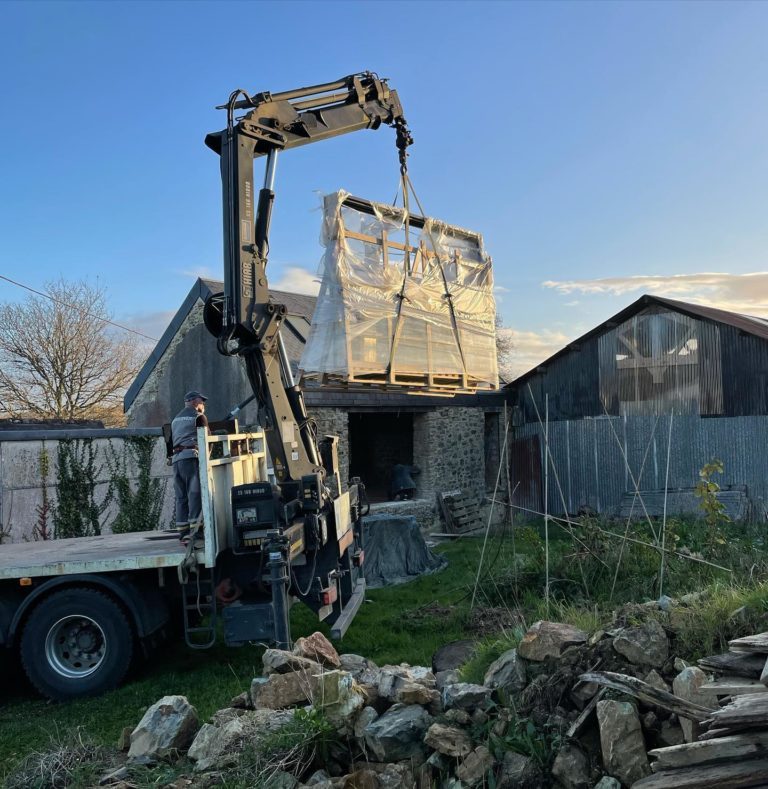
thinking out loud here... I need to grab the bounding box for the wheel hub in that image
[45,615,106,679]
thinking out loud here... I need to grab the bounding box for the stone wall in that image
[310,407,350,490]
[0,435,173,544]
[308,405,496,503]
[413,407,488,500]
[366,499,437,531]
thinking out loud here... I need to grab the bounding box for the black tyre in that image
[20,587,134,701]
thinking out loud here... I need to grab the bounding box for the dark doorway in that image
[349,412,414,502]
[509,434,543,514]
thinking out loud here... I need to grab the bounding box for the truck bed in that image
[0,531,187,580]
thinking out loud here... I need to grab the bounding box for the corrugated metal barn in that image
[506,295,768,521]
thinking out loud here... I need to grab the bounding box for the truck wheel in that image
[20,587,134,700]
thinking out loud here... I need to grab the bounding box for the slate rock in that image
[340,653,378,679]
[210,707,246,727]
[644,668,670,692]
[455,745,494,787]
[435,669,460,690]
[441,682,491,710]
[251,672,314,709]
[444,708,471,725]
[483,648,526,694]
[186,722,218,770]
[658,719,686,747]
[128,695,199,761]
[395,681,441,710]
[424,723,473,757]
[518,621,588,661]
[377,665,436,702]
[432,640,476,672]
[354,706,379,740]
[612,619,669,668]
[340,769,379,789]
[229,691,252,709]
[377,763,416,789]
[305,770,333,786]
[317,671,368,734]
[593,778,621,789]
[293,632,341,669]
[551,742,591,789]
[263,648,324,676]
[363,703,432,761]
[672,666,718,742]
[497,751,542,789]
[597,699,650,786]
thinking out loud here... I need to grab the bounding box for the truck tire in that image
[20,587,134,700]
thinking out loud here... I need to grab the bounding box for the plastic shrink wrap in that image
[300,191,499,393]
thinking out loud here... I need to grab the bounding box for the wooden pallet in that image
[300,371,498,397]
[436,489,484,535]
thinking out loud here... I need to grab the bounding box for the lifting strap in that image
[385,165,469,385]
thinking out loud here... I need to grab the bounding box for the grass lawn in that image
[0,538,499,782]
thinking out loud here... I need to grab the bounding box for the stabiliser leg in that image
[267,531,292,650]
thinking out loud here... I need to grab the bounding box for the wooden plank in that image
[344,228,419,254]
[578,671,714,721]
[761,657,768,688]
[633,758,768,788]
[729,633,768,654]
[698,653,767,679]
[648,732,768,770]
[700,677,768,696]
[704,693,768,730]
[566,688,606,740]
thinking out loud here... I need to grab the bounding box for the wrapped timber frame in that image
[300,192,499,395]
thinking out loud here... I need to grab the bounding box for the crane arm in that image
[203,72,412,485]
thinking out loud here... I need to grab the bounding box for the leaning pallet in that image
[436,489,484,535]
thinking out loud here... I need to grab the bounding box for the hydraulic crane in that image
[202,73,413,647]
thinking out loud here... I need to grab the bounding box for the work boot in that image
[181,521,204,546]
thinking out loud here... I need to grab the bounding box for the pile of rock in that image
[114,614,768,788]
[632,630,768,787]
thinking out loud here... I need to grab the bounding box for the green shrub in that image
[105,437,166,533]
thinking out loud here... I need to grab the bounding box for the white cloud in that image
[118,309,175,344]
[178,265,218,280]
[270,266,321,296]
[500,327,571,380]
[543,271,768,317]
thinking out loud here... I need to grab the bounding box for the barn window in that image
[598,307,723,416]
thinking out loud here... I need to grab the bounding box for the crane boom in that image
[203,71,412,484]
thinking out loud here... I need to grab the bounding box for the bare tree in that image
[0,279,146,425]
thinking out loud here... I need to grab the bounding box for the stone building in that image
[125,278,506,504]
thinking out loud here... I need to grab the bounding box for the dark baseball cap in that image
[184,390,208,402]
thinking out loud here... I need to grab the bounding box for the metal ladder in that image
[181,568,218,649]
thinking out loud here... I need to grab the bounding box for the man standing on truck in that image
[172,390,209,541]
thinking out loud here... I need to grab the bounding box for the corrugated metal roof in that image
[507,294,768,388]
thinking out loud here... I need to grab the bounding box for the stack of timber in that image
[634,631,768,788]
[435,489,484,535]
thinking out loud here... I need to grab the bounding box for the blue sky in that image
[2,0,768,375]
